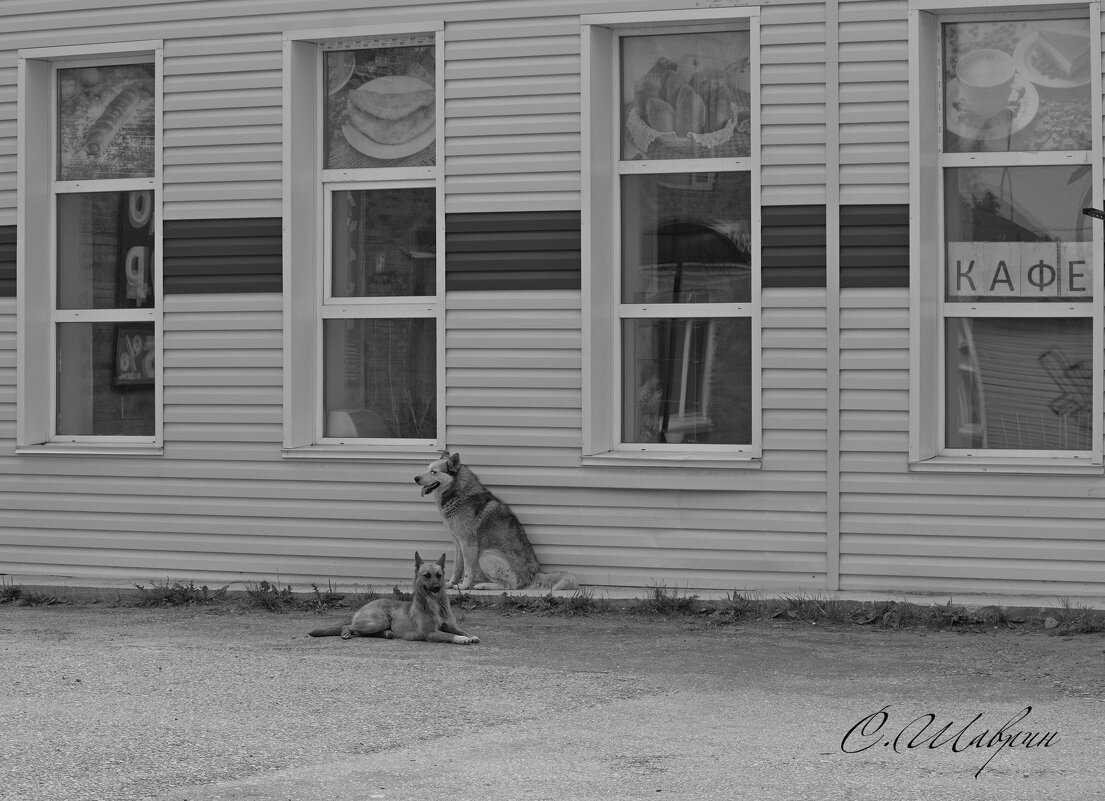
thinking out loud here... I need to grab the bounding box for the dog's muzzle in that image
[419,480,440,496]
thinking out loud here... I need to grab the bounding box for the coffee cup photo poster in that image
[324,41,436,169]
[943,19,1092,153]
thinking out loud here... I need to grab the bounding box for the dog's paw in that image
[340,627,353,640]
[383,630,395,639]
[454,635,479,645]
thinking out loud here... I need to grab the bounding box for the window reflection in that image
[621,172,752,304]
[946,318,1091,450]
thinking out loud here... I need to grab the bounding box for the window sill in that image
[582,451,762,469]
[16,443,164,457]
[281,444,442,463]
[909,455,1103,476]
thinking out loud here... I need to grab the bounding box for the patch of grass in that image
[1052,596,1105,634]
[133,579,226,607]
[633,582,700,616]
[308,582,346,610]
[17,591,63,607]
[769,592,854,626]
[243,580,298,612]
[0,577,23,604]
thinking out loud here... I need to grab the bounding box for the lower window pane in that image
[323,318,436,439]
[945,317,1091,450]
[622,317,751,445]
[56,322,155,437]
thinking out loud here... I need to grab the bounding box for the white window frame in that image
[282,24,446,460]
[17,41,164,455]
[581,7,762,468]
[909,1,1104,473]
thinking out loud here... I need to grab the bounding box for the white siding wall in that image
[761,2,827,205]
[839,289,1105,597]
[0,0,837,594]
[447,290,827,592]
[838,0,908,205]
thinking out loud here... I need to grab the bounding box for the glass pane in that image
[622,172,752,304]
[331,188,435,298]
[324,42,436,169]
[323,318,436,439]
[57,63,155,181]
[622,317,751,445]
[943,19,1091,153]
[944,166,1092,303]
[56,322,155,437]
[621,29,751,160]
[946,317,1091,451]
[57,191,155,310]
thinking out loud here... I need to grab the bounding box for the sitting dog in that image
[308,552,478,644]
[414,452,579,591]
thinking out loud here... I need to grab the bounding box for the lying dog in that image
[308,552,478,644]
[414,453,579,591]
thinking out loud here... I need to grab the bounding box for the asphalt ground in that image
[1,602,1103,800]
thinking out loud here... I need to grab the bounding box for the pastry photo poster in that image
[324,41,437,170]
[620,29,751,161]
[57,63,155,182]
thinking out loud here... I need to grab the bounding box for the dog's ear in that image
[415,551,423,569]
[437,553,446,569]
[446,452,461,472]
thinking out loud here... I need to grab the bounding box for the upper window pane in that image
[944,165,1092,302]
[57,63,154,181]
[331,188,435,298]
[943,19,1091,153]
[620,30,751,160]
[57,191,155,310]
[324,42,436,169]
[621,172,752,304]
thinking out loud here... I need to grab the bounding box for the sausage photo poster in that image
[57,63,155,181]
[323,38,436,169]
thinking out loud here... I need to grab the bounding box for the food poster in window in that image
[114,324,155,387]
[57,64,154,181]
[944,165,1092,302]
[324,39,435,169]
[943,19,1091,153]
[621,30,751,160]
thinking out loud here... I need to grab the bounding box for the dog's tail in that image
[533,572,579,591]
[307,622,346,637]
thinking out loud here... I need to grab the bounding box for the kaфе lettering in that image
[947,242,1092,299]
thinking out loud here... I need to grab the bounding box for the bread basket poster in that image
[621,30,751,161]
[325,42,436,169]
[57,64,155,182]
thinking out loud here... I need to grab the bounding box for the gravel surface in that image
[1,603,1103,800]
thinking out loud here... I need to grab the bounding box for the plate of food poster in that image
[945,73,1039,141]
[341,75,435,160]
[1014,24,1092,89]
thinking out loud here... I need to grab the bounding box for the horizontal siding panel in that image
[844,513,1105,539]
[840,553,1105,584]
[448,368,579,390]
[445,132,578,156]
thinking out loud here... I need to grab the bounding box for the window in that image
[17,43,163,452]
[283,25,444,456]
[909,5,1103,469]
[582,8,761,465]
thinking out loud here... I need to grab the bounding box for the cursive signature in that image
[841,705,1059,778]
